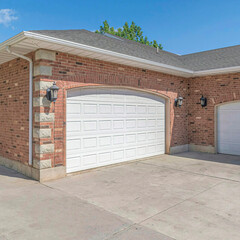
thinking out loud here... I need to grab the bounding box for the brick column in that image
[32,49,65,181]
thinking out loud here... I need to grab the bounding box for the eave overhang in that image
[0,31,240,78]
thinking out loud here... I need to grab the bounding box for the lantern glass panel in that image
[178,97,183,107]
[51,89,54,99]
[53,89,58,99]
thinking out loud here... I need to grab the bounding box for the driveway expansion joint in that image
[139,161,240,183]
[137,180,225,225]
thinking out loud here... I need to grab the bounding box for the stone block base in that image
[0,156,39,180]
[170,144,216,154]
[39,166,66,182]
[188,144,216,154]
[0,156,66,182]
[170,144,189,154]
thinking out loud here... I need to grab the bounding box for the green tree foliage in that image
[95,20,163,49]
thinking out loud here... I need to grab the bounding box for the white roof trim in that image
[0,32,26,52]
[193,65,240,76]
[0,31,240,77]
[23,31,193,75]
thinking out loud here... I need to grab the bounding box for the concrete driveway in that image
[0,152,240,240]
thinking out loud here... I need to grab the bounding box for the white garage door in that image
[66,88,165,173]
[217,101,240,155]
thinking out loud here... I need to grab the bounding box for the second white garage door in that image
[66,88,165,173]
[217,101,240,156]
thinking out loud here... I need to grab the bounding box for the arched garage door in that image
[217,101,240,155]
[66,88,165,173]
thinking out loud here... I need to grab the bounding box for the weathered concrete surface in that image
[0,166,131,240]
[1,152,240,240]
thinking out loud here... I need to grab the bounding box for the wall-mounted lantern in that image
[200,95,207,108]
[46,82,59,102]
[174,97,183,107]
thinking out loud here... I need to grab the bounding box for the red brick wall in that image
[0,57,30,164]
[188,73,240,147]
[5,49,239,168]
[35,51,189,167]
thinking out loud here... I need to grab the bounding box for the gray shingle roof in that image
[30,29,240,71]
[181,45,240,71]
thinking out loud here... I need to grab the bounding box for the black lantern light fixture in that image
[46,82,59,102]
[200,95,207,108]
[174,96,183,107]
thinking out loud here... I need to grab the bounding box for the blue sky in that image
[1,0,240,54]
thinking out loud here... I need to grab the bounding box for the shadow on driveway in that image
[173,151,240,166]
[0,164,32,180]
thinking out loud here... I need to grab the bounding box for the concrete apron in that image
[45,152,240,240]
[0,146,236,182]
[0,152,240,240]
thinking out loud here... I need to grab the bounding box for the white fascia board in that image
[23,31,193,76]
[0,32,26,52]
[194,65,240,77]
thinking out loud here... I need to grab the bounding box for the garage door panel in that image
[137,105,147,114]
[218,131,239,141]
[218,112,240,124]
[83,103,98,114]
[126,119,136,129]
[99,152,112,163]
[112,135,124,146]
[67,152,81,160]
[67,121,81,132]
[99,104,112,114]
[157,143,165,150]
[67,139,81,150]
[218,143,240,155]
[126,148,136,158]
[83,120,97,131]
[67,103,81,114]
[113,120,124,129]
[156,106,164,114]
[137,133,147,142]
[147,145,156,154]
[67,156,81,170]
[148,106,156,114]
[82,137,97,149]
[99,136,112,147]
[113,150,124,161]
[113,104,125,114]
[126,134,136,143]
[82,154,98,167]
[217,102,240,156]
[126,105,136,114]
[137,146,147,156]
[67,88,165,173]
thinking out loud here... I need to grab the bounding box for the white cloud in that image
[0,9,18,27]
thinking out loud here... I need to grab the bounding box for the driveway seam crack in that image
[137,180,224,225]
[139,161,240,183]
